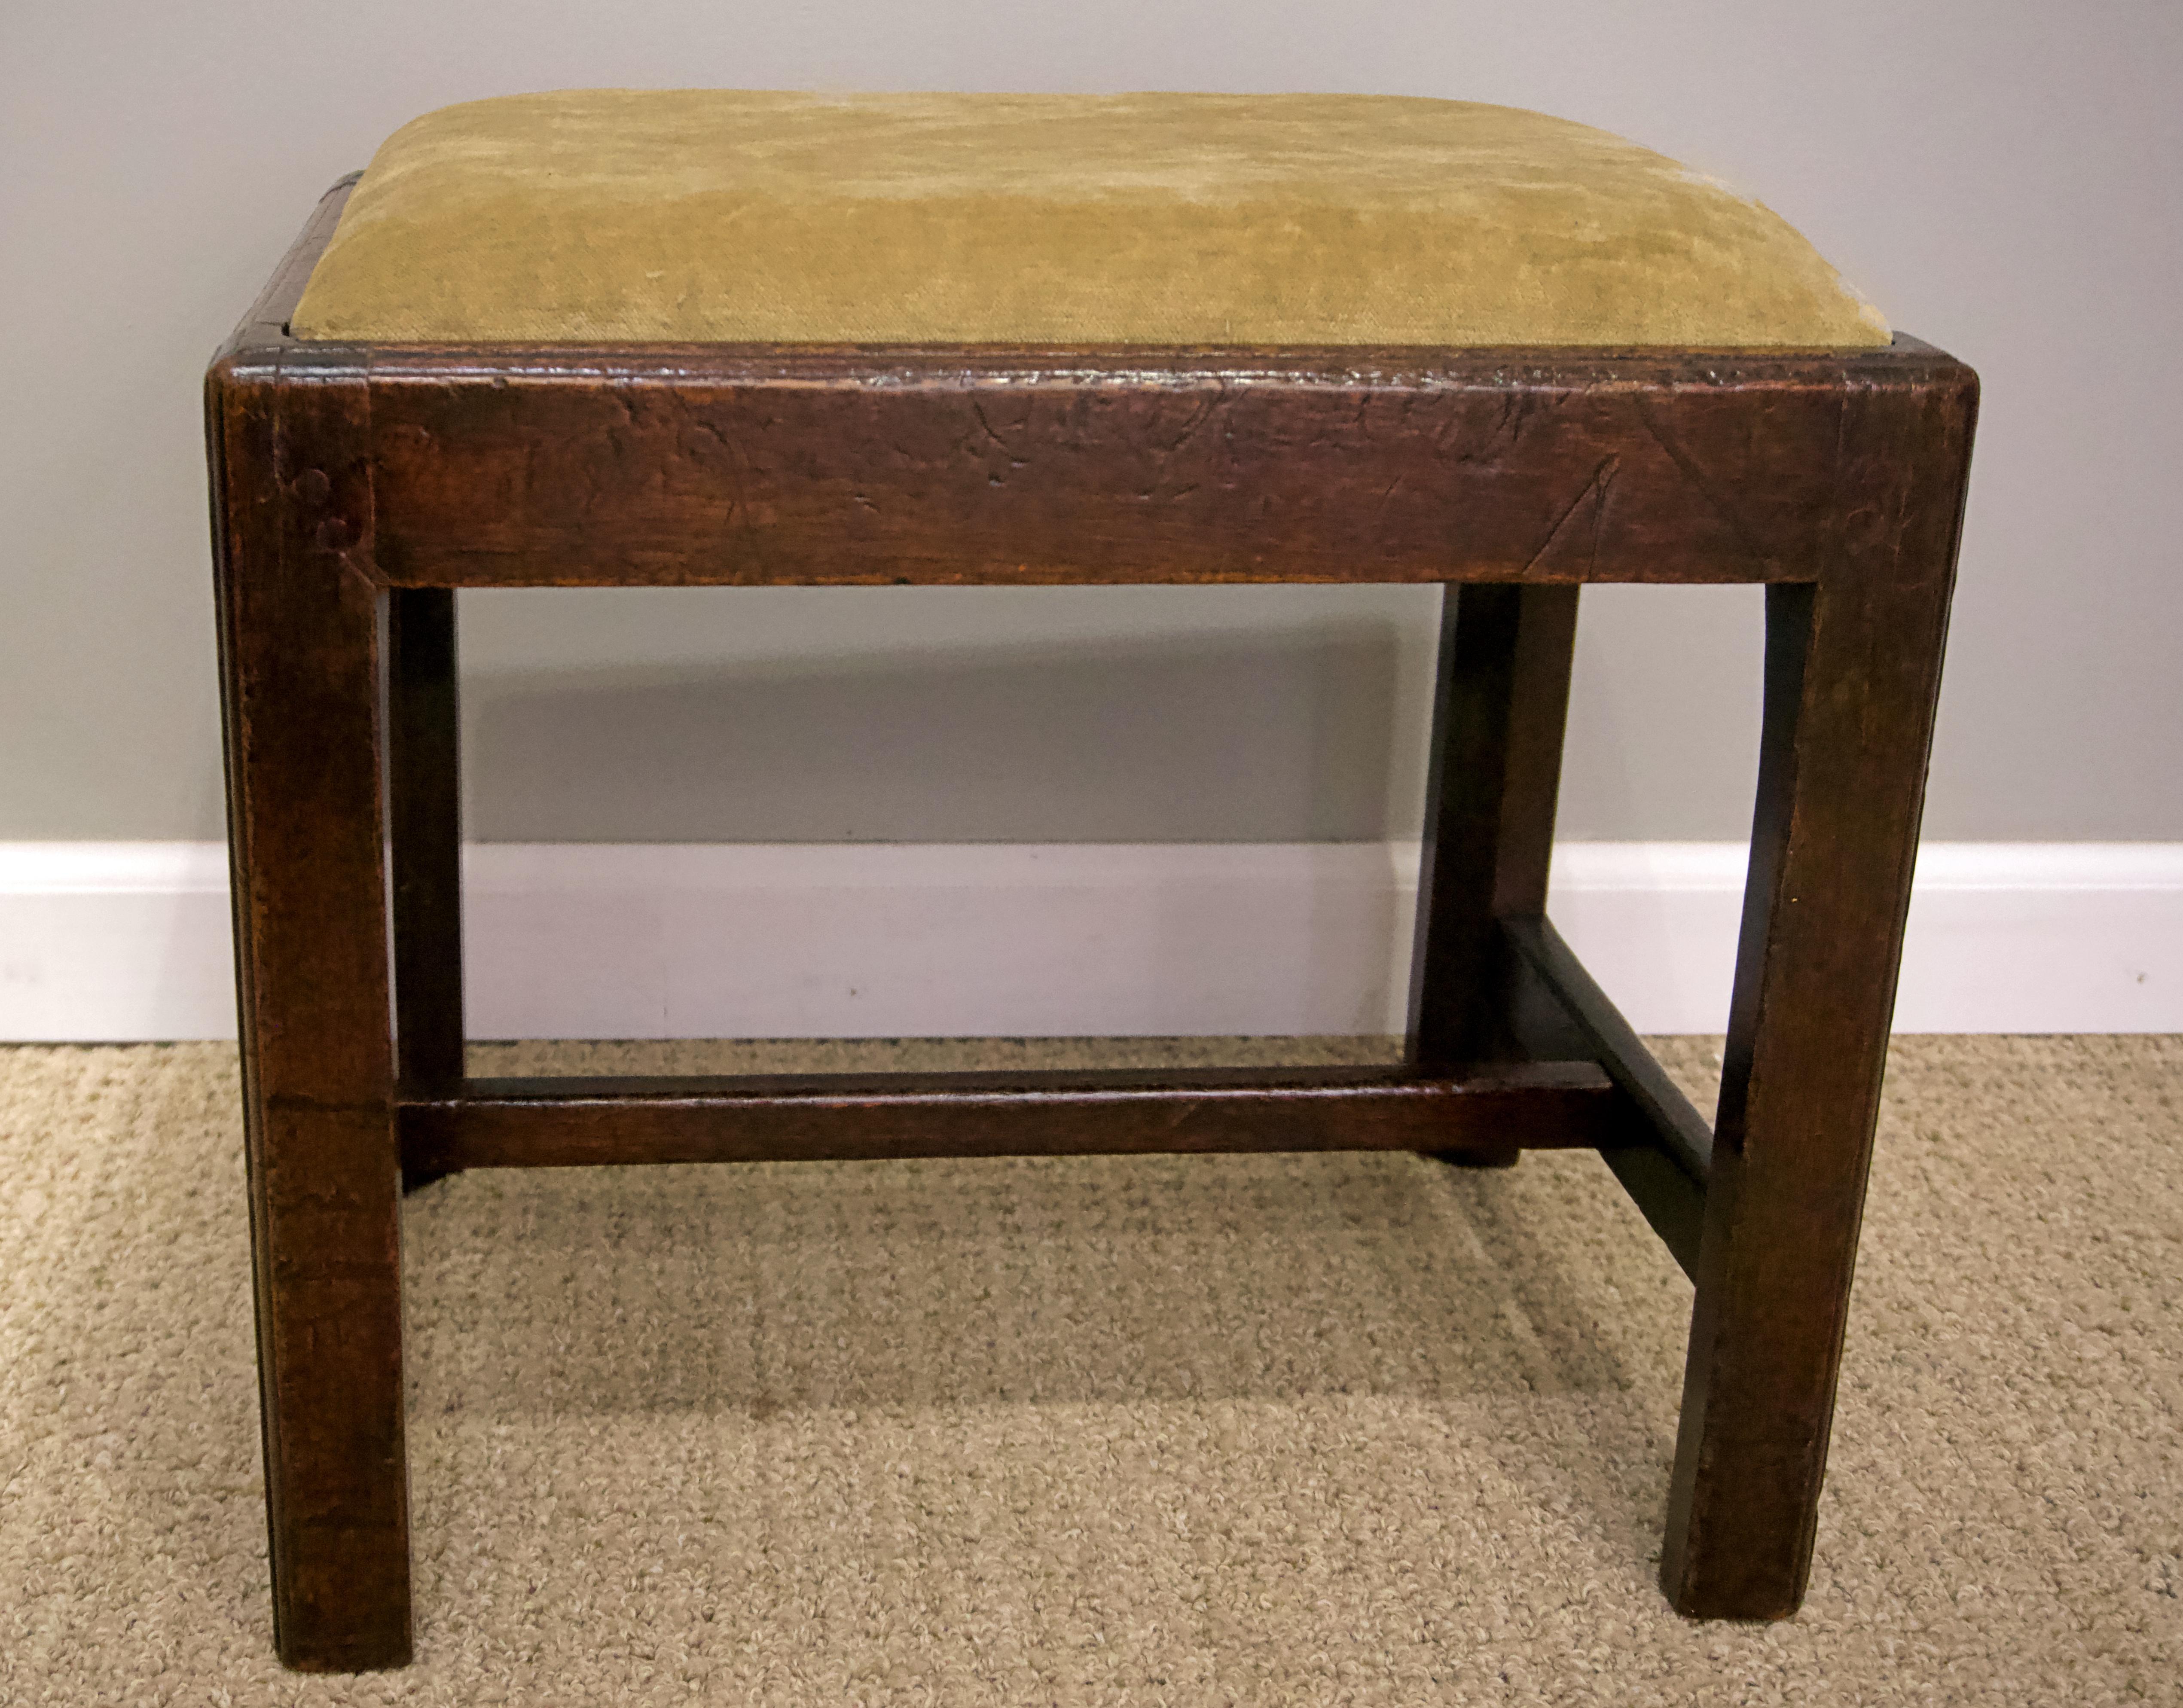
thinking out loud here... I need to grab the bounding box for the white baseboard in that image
[2,841,2177,1042]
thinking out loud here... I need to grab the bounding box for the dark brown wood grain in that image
[1409,584,1582,1072]
[209,351,411,1670]
[397,1061,1623,1173]
[355,354,1865,590]
[1503,915,1713,1277]
[211,175,1978,1663]
[1659,350,1977,1617]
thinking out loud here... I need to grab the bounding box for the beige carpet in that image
[1,1036,2177,1705]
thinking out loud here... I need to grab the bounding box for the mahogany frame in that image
[207,175,1978,1669]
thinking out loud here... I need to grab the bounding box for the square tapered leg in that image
[213,371,413,1669]
[1664,566,1956,1616]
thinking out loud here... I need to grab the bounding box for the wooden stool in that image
[206,92,1977,1670]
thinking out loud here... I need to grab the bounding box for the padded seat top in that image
[290,89,1890,348]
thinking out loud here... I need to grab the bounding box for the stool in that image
[206,91,1977,1671]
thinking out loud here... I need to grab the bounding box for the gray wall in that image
[6,2,2178,845]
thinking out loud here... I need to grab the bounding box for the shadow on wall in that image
[463,625,1405,845]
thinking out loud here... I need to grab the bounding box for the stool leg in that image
[216,388,412,1668]
[1409,583,1581,1161]
[388,588,467,1192]
[1662,575,1952,1617]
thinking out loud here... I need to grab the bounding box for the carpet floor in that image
[0,1035,2177,1705]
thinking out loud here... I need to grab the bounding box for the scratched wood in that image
[1661,364,1976,1617]
[209,351,411,1670]
[397,1061,1626,1173]
[208,175,1978,1665]
[357,353,1869,589]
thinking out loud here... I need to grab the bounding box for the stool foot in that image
[214,378,416,1668]
[1661,573,1957,1620]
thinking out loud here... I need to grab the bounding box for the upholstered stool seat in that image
[210,90,1975,1671]
[293,90,1891,348]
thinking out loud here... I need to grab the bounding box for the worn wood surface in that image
[209,349,411,1670]
[397,1062,1622,1174]
[1504,915,1713,1278]
[211,177,1977,1662]
[357,353,1869,590]
[217,177,1976,598]
[1660,353,1977,1617]
[1409,584,1582,1071]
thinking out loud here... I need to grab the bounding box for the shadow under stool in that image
[206,91,1978,1670]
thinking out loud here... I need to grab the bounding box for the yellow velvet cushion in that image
[290,89,1890,348]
